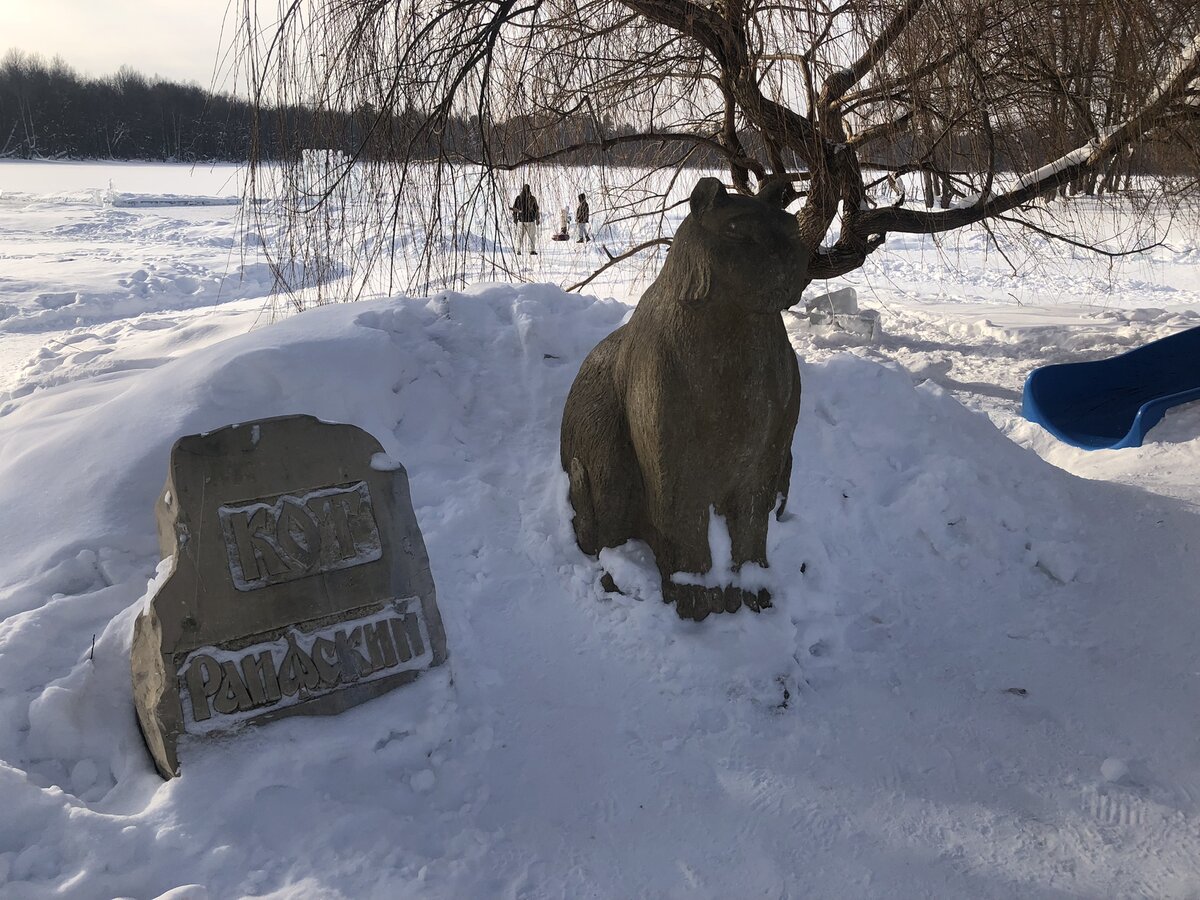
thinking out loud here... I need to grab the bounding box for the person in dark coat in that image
[512,184,540,255]
[575,192,591,242]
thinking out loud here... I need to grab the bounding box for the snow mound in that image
[2,284,1200,897]
[0,203,274,335]
[0,262,276,334]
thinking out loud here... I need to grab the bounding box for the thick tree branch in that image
[807,233,887,280]
[464,130,763,173]
[824,0,929,107]
[854,33,1200,237]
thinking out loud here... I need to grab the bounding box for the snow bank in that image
[2,285,1200,896]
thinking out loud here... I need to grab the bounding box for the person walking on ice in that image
[512,184,540,255]
[575,192,591,242]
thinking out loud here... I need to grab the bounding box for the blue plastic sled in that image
[1022,325,1200,450]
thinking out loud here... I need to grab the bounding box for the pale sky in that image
[0,0,236,90]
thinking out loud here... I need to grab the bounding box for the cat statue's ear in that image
[689,177,727,217]
[754,177,795,208]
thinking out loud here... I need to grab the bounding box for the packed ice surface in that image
[3,162,1200,897]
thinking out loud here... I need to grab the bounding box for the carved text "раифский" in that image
[178,599,431,733]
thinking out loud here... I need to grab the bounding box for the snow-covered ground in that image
[2,160,1200,898]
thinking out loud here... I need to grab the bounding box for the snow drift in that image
[2,285,1200,897]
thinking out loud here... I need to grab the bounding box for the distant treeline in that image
[0,51,669,166]
[0,51,311,161]
[3,50,1193,193]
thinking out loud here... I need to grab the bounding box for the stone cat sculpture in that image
[560,177,811,620]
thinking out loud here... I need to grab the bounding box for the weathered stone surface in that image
[132,415,447,778]
[560,177,809,621]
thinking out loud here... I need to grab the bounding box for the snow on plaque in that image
[131,415,448,779]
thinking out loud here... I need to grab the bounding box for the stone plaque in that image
[131,415,447,779]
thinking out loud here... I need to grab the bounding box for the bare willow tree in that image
[239,0,1200,303]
